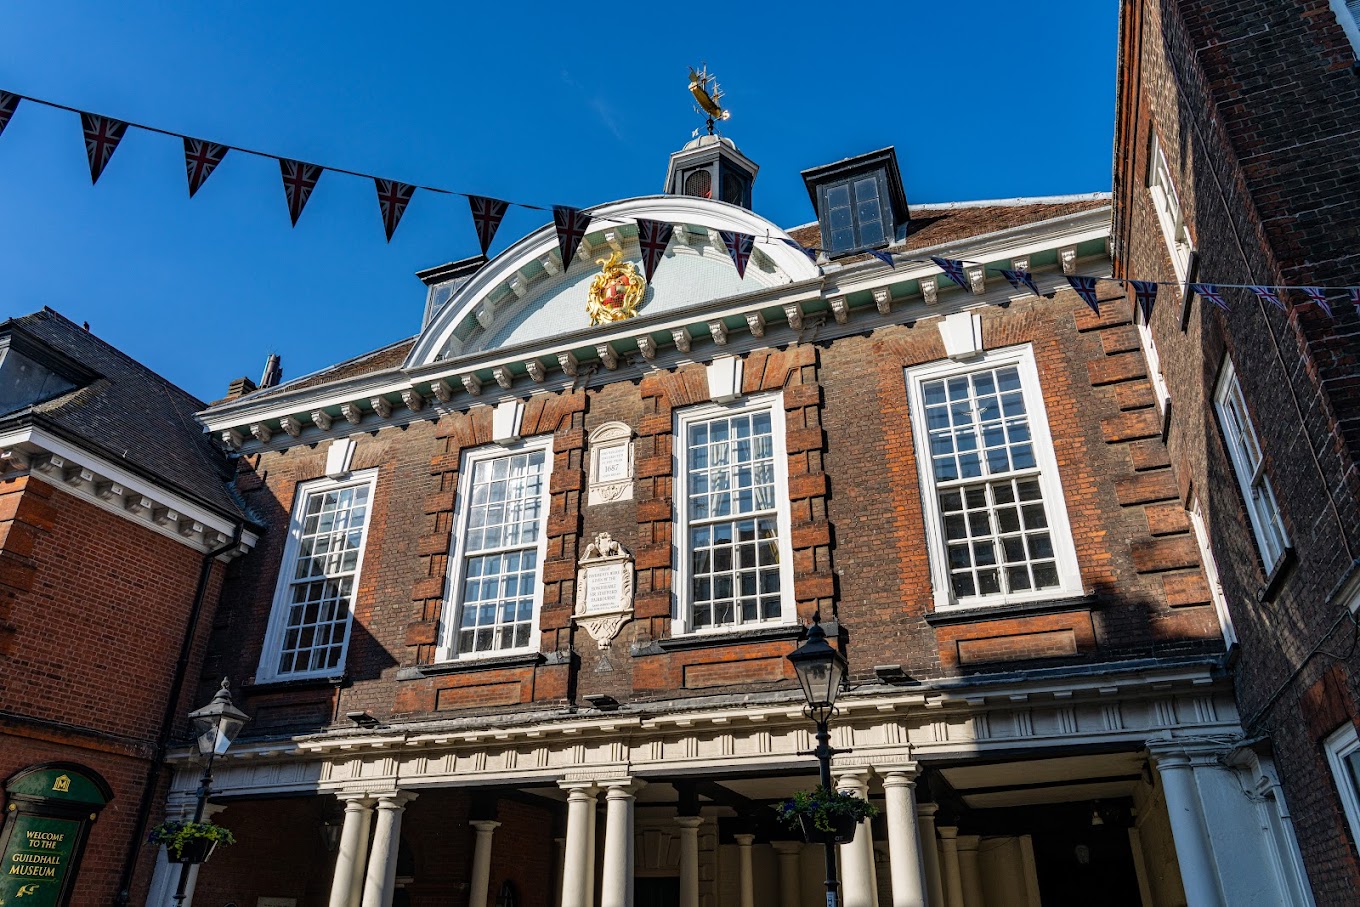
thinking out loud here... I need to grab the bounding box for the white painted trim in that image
[1147,133,1194,283]
[1188,493,1237,648]
[435,435,555,662]
[255,468,380,684]
[670,393,796,636]
[1214,358,1290,570]
[905,345,1083,610]
[1329,0,1360,55]
[1325,724,1360,850]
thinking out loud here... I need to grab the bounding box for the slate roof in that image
[3,308,244,519]
[221,335,416,405]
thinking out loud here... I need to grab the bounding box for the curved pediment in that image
[406,196,820,367]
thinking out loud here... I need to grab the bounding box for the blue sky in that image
[1,3,1118,401]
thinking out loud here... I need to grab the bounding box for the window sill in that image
[243,674,347,696]
[397,651,548,680]
[633,623,804,656]
[1257,548,1297,604]
[923,594,1097,627]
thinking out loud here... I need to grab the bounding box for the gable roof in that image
[2,308,244,519]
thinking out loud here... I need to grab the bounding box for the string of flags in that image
[2,89,1357,320]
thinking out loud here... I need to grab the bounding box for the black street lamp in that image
[787,612,850,907]
[173,679,249,906]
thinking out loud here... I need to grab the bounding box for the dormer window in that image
[0,326,96,417]
[802,147,910,258]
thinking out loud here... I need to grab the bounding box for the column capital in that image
[916,802,939,819]
[337,792,376,808]
[936,825,959,840]
[733,833,755,846]
[470,819,501,833]
[770,841,803,856]
[675,815,704,830]
[834,768,872,794]
[373,791,417,809]
[559,780,599,799]
[601,778,646,798]
[880,764,921,787]
[1147,736,1235,769]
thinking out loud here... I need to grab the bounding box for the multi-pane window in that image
[1215,359,1290,571]
[259,471,377,681]
[444,441,552,658]
[675,397,792,633]
[908,347,1081,608]
[820,172,890,255]
[1148,133,1194,281]
[1325,724,1360,846]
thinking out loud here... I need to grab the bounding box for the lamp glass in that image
[787,621,846,710]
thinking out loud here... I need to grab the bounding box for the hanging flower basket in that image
[148,820,236,864]
[774,786,879,845]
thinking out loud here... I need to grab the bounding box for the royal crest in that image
[586,251,646,325]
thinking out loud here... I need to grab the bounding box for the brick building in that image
[0,309,257,906]
[146,127,1319,907]
[1112,1,1360,904]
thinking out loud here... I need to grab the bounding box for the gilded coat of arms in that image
[586,251,646,325]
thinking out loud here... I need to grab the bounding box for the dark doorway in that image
[635,877,680,907]
[1031,823,1142,906]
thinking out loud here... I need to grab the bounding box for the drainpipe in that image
[114,523,243,906]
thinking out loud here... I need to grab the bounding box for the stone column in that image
[935,827,963,907]
[676,816,704,907]
[468,819,501,907]
[836,770,878,907]
[915,805,943,907]
[328,796,374,907]
[587,796,598,907]
[955,836,982,907]
[559,783,598,907]
[554,837,567,907]
[734,834,756,907]
[601,780,642,907]
[1148,744,1224,907]
[772,841,803,907]
[361,792,416,907]
[882,769,927,907]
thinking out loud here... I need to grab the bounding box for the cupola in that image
[664,133,758,210]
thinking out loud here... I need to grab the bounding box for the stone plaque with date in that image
[573,532,634,648]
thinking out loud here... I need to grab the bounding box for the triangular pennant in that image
[279,159,324,226]
[552,205,591,267]
[720,230,754,278]
[0,92,19,140]
[930,256,971,291]
[1066,276,1102,314]
[183,138,229,198]
[1001,268,1042,298]
[1130,280,1159,322]
[1351,288,1360,310]
[1189,283,1230,312]
[1299,286,1333,318]
[635,218,675,283]
[781,237,818,262]
[80,113,128,185]
[374,179,416,242]
[867,249,895,268]
[468,195,510,256]
[1247,285,1286,313]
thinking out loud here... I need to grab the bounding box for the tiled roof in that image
[5,308,243,519]
[225,336,416,405]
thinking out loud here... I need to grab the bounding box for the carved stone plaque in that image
[574,532,634,648]
[588,421,634,505]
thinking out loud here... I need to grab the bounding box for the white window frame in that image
[256,468,379,683]
[1148,132,1194,283]
[906,344,1083,610]
[671,393,796,636]
[1188,492,1237,648]
[1325,723,1360,846]
[1214,358,1290,572]
[1329,0,1360,55]
[437,435,554,662]
[1135,296,1172,417]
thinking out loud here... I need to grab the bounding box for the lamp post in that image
[172,678,249,907]
[787,612,849,907]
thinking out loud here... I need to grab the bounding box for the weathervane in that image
[688,65,731,136]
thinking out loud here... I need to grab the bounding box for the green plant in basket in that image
[775,786,880,834]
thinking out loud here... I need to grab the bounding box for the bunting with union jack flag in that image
[1000,268,1042,298]
[553,205,591,267]
[1299,286,1333,317]
[183,138,228,198]
[279,159,324,227]
[867,249,895,268]
[1130,280,1159,322]
[1247,285,1285,313]
[781,237,818,262]
[1066,276,1101,314]
[468,195,510,257]
[0,92,18,140]
[1351,288,1360,310]
[930,256,971,291]
[635,219,674,283]
[721,230,754,278]
[1190,283,1230,312]
[80,113,128,185]
[374,179,416,242]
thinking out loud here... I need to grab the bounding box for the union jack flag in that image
[0,92,19,140]
[1351,288,1360,310]
[1246,285,1285,313]
[279,159,323,226]
[468,195,509,256]
[374,179,416,242]
[721,230,754,278]
[1190,283,1230,312]
[80,113,128,185]
[1066,276,1102,314]
[1130,280,1159,322]
[553,205,591,267]
[635,219,674,283]
[1000,268,1042,298]
[867,249,895,268]
[781,237,818,262]
[183,138,228,198]
[930,256,970,291]
[1299,286,1333,317]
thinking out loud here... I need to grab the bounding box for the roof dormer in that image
[801,147,910,258]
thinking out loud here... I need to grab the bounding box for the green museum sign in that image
[0,765,112,907]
